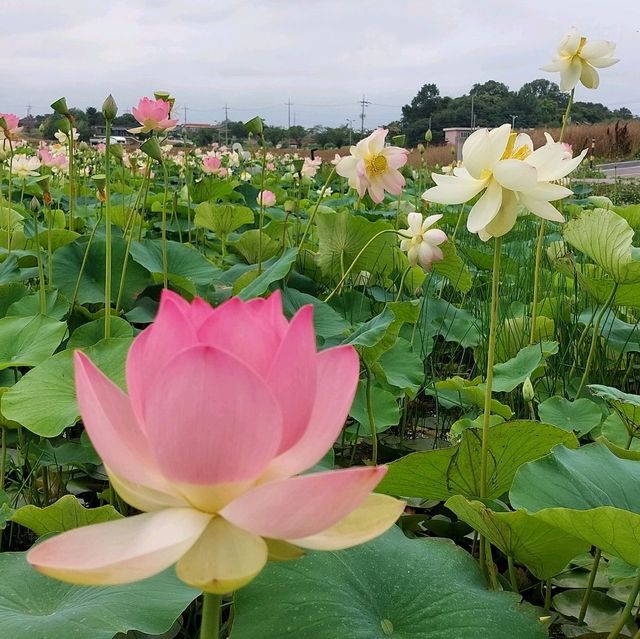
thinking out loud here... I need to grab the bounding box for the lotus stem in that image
[200,593,221,639]
[257,138,267,275]
[607,568,640,639]
[578,548,602,624]
[104,119,112,338]
[529,219,546,345]
[480,235,502,499]
[297,168,335,251]
[324,229,401,302]
[161,162,169,288]
[364,363,378,465]
[576,284,618,398]
[507,555,519,593]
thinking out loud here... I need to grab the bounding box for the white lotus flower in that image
[399,213,448,271]
[422,124,587,241]
[10,154,41,179]
[55,128,80,144]
[541,28,618,92]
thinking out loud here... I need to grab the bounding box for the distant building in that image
[443,127,474,160]
[93,125,132,137]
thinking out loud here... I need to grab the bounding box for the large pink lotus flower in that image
[336,129,408,203]
[28,290,404,594]
[0,112,22,140]
[129,97,178,134]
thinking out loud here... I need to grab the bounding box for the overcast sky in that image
[1,0,638,128]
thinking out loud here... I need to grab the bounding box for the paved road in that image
[597,160,640,179]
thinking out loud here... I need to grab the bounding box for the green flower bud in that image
[140,137,163,163]
[102,94,118,121]
[424,129,433,143]
[522,378,535,403]
[50,97,70,116]
[30,196,40,213]
[109,143,124,160]
[91,173,107,190]
[244,116,264,137]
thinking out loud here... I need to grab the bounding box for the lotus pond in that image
[0,28,639,639]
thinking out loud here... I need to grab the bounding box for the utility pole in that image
[359,95,370,135]
[223,104,229,146]
[183,105,188,125]
[510,114,517,128]
[470,93,475,129]
[286,98,292,147]
[26,104,32,117]
[346,118,355,146]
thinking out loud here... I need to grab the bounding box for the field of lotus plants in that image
[0,26,639,639]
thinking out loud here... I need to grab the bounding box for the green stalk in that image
[575,284,618,398]
[394,266,412,302]
[578,548,602,624]
[364,363,378,464]
[67,126,75,232]
[31,204,47,315]
[529,88,574,344]
[528,219,546,344]
[323,229,400,302]
[256,139,267,275]
[559,89,575,143]
[104,119,112,338]
[507,555,519,593]
[479,236,502,498]
[161,162,169,289]
[297,168,335,250]
[7,138,14,253]
[200,593,221,639]
[607,568,640,639]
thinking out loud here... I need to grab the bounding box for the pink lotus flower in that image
[336,129,408,203]
[0,113,22,140]
[38,146,69,171]
[129,97,178,134]
[202,155,222,174]
[257,190,276,207]
[28,290,404,593]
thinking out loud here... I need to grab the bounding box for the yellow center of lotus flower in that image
[366,153,388,176]
[501,133,531,161]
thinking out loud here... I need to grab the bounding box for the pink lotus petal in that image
[27,508,212,585]
[265,344,360,479]
[75,352,162,489]
[197,297,283,377]
[246,290,289,338]
[266,305,317,454]
[220,466,387,539]
[143,345,282,486]
[189,297,216,329]
[127,289,198,420]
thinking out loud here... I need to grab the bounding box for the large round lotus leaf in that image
[231,526,546,639]
[377,421,578,501]
[1,337,132,437]
[0,314,67,370]
[537,396,603,436]
[510,443,640,566]
[0,552,199,639]
[445,495,590,580]
[52,236,150,310]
